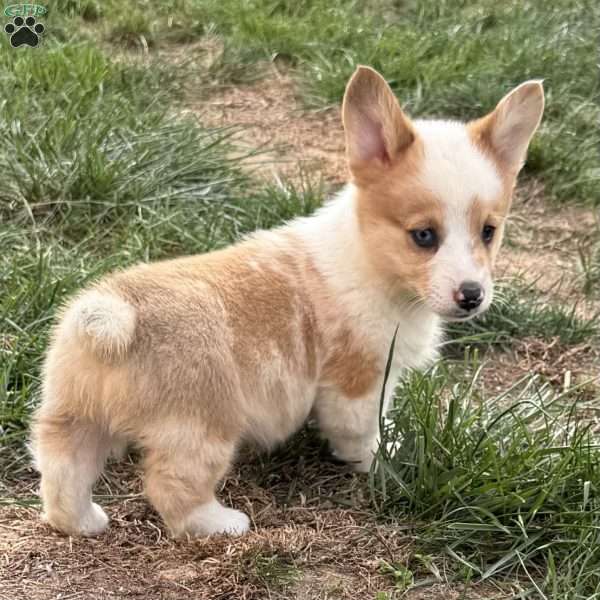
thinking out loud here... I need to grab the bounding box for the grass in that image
[0,43,178,223]
[248,551,302,590]
[48,0,600,205]
[579,237,600,298]
[374,356,600,598]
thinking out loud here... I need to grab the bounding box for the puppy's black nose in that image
[456,281,484,311]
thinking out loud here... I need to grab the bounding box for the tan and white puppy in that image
[31,67,544,538]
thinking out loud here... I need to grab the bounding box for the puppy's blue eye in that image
[410,228,438,249]
[482,224,496,244]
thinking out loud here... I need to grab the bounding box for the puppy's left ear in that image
[470,81,544,173]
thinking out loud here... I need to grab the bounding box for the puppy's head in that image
[342,66,544,321]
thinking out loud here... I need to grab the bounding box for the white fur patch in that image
[182,499,250,537]
[295,186,442,371]
[412,120,501,317]
[64,290,136,360]
[414,119,502,210]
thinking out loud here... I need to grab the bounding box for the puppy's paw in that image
[182,500,250,537]
[43,502,109,537]
[331,447,375,473]
[214,506,251,536]
[350,455,375,473]
[80,502,110,536]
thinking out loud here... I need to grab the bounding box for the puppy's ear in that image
[342,66,415,177]
[470,81,544,173]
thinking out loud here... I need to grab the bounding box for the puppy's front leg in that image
[315,389,384,473]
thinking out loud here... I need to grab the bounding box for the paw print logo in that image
[4,15,44,47]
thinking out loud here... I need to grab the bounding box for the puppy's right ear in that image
[342,66,416,177]
[469,81,544,175]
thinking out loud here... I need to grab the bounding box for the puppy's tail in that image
[62,289,137,362]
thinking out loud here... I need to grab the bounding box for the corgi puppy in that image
[31,67,544,538]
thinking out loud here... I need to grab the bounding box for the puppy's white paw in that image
[215,506,251,536]
[43,502,109,537]
[182,500,250,537]
[331,448,375,473]
[80,502,110,536]
[351,455,375,473]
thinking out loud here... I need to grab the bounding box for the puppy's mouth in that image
[439,308,485,322]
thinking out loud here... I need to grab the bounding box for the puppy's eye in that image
[410,228,438,249]
[482,224,496,244]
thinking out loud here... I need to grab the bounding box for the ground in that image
[1,2,599,599]
[1,437,505,599]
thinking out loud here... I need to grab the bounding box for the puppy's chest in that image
[319,310,440,398]
[391,315,441,370]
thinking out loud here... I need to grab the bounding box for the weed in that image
[373,354,600,597]
[379,559,414,591]
[251,552,302,589]
[578,237,600,297]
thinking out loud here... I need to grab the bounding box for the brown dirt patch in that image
[498,180,599,313]
[1,433,501,600]
[184,64,347,185]
[481,338,599,392]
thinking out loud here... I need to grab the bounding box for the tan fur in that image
[31,232,380,536]
[342,66,416,181]
[339,68,440,305]
[467,195,513,270]
[322,327,380,398]
[468,80,544,179]
[354,159,443,304]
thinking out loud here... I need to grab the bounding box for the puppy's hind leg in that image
[143,430,249,538]
[31,413,112,536]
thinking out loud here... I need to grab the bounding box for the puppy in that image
[31,66,544,538]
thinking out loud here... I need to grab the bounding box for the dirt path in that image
[186,66,347,185]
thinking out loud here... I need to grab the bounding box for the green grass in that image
[579,237,600,298]
[47,0,599,205]
[11,1,596,204]
[374,356,600,598]
[248,551,302,590]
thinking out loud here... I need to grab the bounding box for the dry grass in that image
[1,432,501,599]
[481,339,599,393]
